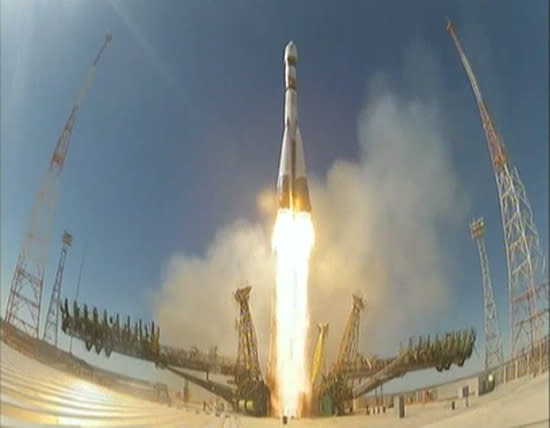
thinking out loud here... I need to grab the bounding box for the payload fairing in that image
[277,41,311,213]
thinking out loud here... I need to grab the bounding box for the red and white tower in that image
[448,21,548,359]
[4,34,111,338]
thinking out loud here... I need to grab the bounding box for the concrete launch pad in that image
[0,342,215,427]
[1,341,547,427]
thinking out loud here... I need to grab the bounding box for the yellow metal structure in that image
[335,295,365,372]
[311,323,329,387]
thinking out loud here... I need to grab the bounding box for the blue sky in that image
[1,0,548,393]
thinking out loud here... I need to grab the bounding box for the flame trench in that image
[272,209,314,418]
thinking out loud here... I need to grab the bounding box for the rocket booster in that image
[277,41,311,213]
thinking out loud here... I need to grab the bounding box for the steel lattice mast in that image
[334,294,365,371]
[4,33,112,338]
[470,218,504,369]
[42,232,72,346]
[447,21,548,359]
[234,284,262,381]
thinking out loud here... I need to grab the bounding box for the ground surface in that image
[1,342,548,427]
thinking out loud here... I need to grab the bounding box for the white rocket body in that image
[277,41,311,213]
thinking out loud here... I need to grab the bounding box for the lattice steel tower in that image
[334,294,365,371]
[234,284,262,381]
[4,34,112,338]
[42,232,72,346]
[471,218,504,369]
[448,21,548,359]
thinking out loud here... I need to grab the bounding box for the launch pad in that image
[2,317,549,427]
[58,288,476,417]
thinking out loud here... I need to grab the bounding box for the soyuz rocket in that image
[277,41,311,214]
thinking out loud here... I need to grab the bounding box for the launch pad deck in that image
[1,338,547,428]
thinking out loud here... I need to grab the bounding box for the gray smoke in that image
[152,42,468,373]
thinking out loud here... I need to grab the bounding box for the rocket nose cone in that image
[284,41,298,63]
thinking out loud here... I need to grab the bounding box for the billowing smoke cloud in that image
[309,83,466,360]
[152,42,468,371]
[154,220,276,363]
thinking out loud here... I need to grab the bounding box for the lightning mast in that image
[42,231,72,346]
[470,218,504,369]
[4,33,112,338]
[447,21,548,359]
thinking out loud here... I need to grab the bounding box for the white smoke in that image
[154,220,275,362]
[152,41,468,372]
